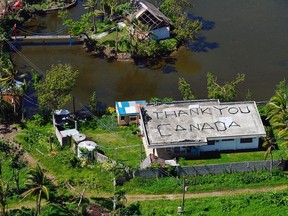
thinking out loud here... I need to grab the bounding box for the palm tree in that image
[266,82,288,148]
[22,163,49,216]
[83,0,99,32]
[263,136,277,176]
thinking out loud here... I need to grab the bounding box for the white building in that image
[139,100,266,159]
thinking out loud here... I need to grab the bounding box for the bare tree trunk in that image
[36,190,42,216]
[12,168,20,194]
[270,152,273,176]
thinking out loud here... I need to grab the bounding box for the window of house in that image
[207,140,215,145]
[222,139,234,142]
[120,116,125,121]
[174,147,180,153]
[240,138,253,143]
[130,116,137,121]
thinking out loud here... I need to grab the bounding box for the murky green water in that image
[12,0,288,109]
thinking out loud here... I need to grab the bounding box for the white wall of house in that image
[199,137,259,152]
[150,26,170,40]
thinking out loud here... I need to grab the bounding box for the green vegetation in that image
[178,150,275,166]
[122,170,287,195]
[207,72,245,102]
[24,0,72,11]
[138,190,288,215]
[22,164,49,216]
[178,73,245,102]
[59,0,201,60]
[1,1,288,214]
[178,77,196,100]
[266,79,288,148]
[34,63,79,112]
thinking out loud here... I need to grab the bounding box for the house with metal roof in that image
[139,99,266,159]
[115,100,147,126]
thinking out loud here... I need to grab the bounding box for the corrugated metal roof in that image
[116,100,147,115]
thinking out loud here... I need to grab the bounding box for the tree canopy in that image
[207,72,245,102]
[266,79,288,148]
[160,0,202,41]
[35,64,78,111]
[178,77,196,100]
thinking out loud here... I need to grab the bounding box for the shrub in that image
[120,202,141,216]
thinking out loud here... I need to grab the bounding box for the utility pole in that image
[113,177,116,211]
[179,177,188,214]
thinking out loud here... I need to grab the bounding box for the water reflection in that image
[115,68,157,101]
[11,0,288,110]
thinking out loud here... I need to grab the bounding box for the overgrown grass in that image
[15,117,142,197]
[84,128,143,168]
[138,190,288,215]
[122,170,288,195]
[180,150,271,166]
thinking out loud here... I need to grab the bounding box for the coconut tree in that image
[22,163,49,216]
[266,80,288,148]
[263,136,277,176]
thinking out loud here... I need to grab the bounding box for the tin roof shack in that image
[139,100,266,159]
[130,0,172,40]
[116,100,147,126]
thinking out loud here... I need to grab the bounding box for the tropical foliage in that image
[207,72,245,102]
[22,163,49,216]
[266,79,288,148]
[178,77,196,100]
[160,0,202,41]
[34,63,79,112]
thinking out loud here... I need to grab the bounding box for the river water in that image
[11,0,288,109]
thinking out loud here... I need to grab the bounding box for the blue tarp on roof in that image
[116,100,147,115]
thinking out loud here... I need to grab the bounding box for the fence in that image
[134,160,281,178]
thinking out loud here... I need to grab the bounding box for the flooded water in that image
[11,0,288,109]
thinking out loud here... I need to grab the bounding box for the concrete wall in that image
[134,160,280,178]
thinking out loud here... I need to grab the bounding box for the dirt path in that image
[125,184,288,204]
[0,123,58,185]
[2,123,288,206]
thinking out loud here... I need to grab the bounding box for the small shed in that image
[115,100,147,126]
[78,141,98,161]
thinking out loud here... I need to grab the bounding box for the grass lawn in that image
[14,118,287,199]
[182,150,267,166]
[138,190,288,216]
[83,128,144,168]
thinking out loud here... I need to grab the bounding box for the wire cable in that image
[5,40,143,151]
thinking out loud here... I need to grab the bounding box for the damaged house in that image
[129,0,173,40]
